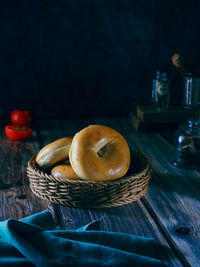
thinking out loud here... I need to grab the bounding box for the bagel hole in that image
[97,144,108,158]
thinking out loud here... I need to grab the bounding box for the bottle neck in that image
[156,70,160,79]
[155,71,168,81]
[159,72,168,81]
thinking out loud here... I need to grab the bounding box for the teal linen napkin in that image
[0,210,166,267]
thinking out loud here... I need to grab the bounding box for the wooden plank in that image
[59,206,94,230]
[0,125,41,188]
[94,118,200,267]
[0,185,47,221]
[130,111,181,132]
[0,124,47,220]
[136,105,198,124]
[157,131,175,145]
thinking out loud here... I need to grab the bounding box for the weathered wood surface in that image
[0,125,41,188]
[0,118,199,266]
[94,118,200,267]
[0,185,47,221]
[158,130,175,145]
[0,124,48,220]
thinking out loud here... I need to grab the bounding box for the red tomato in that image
[10,109,32,126]
[5,125,32,141]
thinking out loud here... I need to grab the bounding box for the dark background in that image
[1,0,200,120]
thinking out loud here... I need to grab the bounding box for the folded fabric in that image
[0,210,166,267]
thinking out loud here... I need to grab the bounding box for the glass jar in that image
[183,75,200,108]
[169,117,200,169]
[152,71,170,111]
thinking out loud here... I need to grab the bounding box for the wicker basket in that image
[27,151,151,208]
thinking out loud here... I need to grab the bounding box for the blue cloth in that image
[0,210,166,267]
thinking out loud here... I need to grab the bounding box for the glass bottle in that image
[152,71,170,111]
[183,74,200,109]
[152,70,159,107]
[169,117,200,169]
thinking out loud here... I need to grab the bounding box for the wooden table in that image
[0,118,199,267]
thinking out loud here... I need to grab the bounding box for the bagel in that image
[69,125,130,181]
[36,137,72,168]
[51,163,80,180]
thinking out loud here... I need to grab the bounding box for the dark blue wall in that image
[1,0,200,119]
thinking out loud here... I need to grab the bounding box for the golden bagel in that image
[36,137,72,168]
[69,125,130,181]
[51,163,80,180]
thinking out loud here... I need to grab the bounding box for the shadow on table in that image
[149,171,200,200]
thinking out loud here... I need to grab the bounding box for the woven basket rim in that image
[27,150,150,185]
